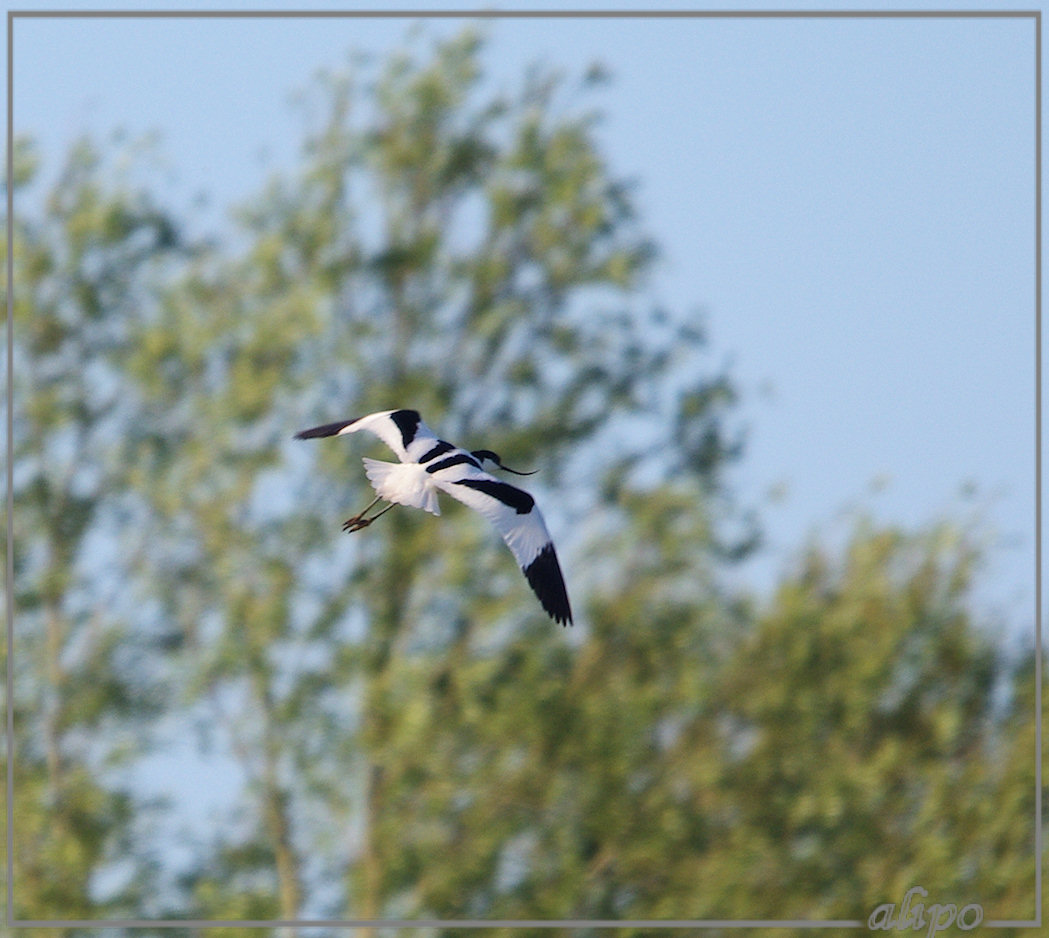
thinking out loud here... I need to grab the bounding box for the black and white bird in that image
[294,409,573,626]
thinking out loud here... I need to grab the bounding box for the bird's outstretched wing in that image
[429,462,573,626]
[294,409,440,463]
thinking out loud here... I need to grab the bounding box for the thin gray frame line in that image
[11,920,1049,930]
[11,920,868,929]
[1035,7,1044,930]
[7,919,1045,930]
[6,923,1040,927]
[4,5,1040,931]
[5,8,1044,18]
[4,6,14,933]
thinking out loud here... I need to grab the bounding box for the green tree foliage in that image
[119,28,746,928]
[674,518,1040,934]
[4,134,181,925]
[367,504,1041,936]
[966,646,1042,928]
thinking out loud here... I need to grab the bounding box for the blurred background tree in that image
[4,133,183,927]
[3,25,1041,937]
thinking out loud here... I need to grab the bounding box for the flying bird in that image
[295,409,573,626]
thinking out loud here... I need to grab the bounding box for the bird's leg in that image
[346,501,396,532]
[342,495,382,532]
[342,497,397,533]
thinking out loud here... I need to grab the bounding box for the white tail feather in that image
[361,457,441,515]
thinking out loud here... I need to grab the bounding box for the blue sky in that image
[6,0,1040,909]
[11,1,1036,636]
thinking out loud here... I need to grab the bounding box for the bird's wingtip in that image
[522,543,573,627]
[294,418,360,440]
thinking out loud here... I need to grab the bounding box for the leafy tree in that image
[3,133,181,925]
[123,27,747,927]
[673,516,1040,933]
[968,648,1042,928]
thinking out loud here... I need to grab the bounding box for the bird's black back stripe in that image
[419,440,456,464]
[523,542,573,626]
[454,478,534,514]
[390,409,421,449]
[294,418,358,439]
[426,453,482,474]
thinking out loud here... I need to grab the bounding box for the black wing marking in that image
[295,417,360,439]
[522,543,573,626]
[453,478,535,514]
[418,440,457,463]
[425,453,483,474]
[389,409,421,450]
